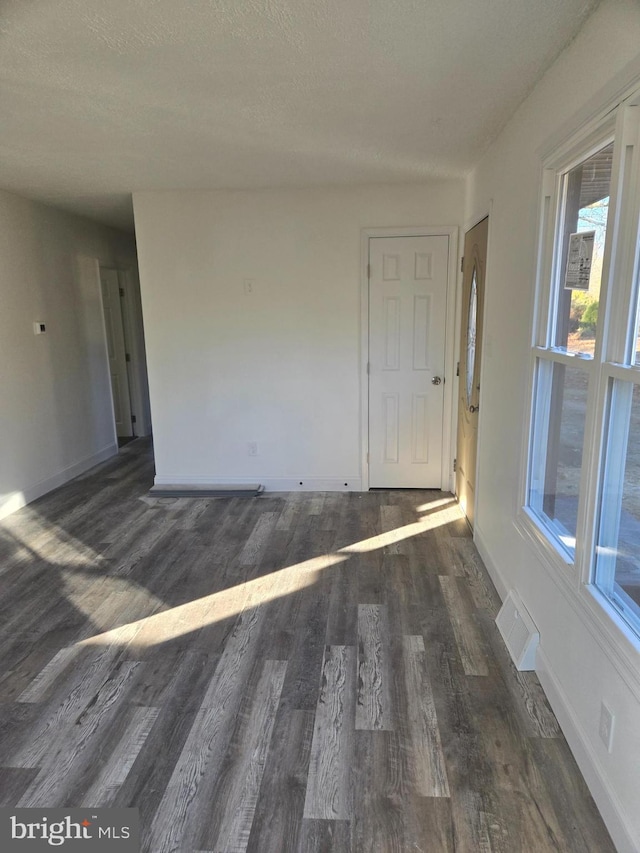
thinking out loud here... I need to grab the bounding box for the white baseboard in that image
[153,475,363,493]
[473,521,509,601]
[537,646,638,853]
[0,443,118,521]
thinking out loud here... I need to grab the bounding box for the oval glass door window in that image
[466,267,478,407]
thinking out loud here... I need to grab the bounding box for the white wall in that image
[133,182,465,490]
[466,2,640,850]
[0,190,140,519]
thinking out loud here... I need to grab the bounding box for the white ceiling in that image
[0,0,599,232]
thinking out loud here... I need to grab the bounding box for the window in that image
[525,96,640,642]
[466,269,478,407]
[529,360,589,554]
[550,143,612,358]
[527,139,613,560]
[596,379,640,631]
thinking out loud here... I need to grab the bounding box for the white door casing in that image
[100,268,134,438]
[368,234,450,489]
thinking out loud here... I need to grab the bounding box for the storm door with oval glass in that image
[456,217,488,527]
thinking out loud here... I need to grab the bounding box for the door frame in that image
[100,265,153,440]
[360,226,459,492]
[112,267,152,437]
[100,266,134,438]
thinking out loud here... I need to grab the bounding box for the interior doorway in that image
[100,267,134,441]
[455,216,489,527]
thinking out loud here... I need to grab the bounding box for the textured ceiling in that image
[0,0,599,231]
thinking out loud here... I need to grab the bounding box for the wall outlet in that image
[247,442,258,456]
[244,279,254,295]
[599,701,615,752]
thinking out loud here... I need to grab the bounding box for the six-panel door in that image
[369,235,449,488]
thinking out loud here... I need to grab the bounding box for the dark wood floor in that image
[0,439,615,852]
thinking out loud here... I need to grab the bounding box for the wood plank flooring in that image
[0,439,615,852]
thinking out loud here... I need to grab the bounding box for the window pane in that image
[633,279,640,366]
[595,381,640,634]
[553,143,613,357]
[529,360,588,555]
[466,268,478,407]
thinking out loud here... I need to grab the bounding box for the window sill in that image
[517,505,577,580]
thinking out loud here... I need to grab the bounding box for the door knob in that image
[469,404,479,413]
[431,376,442,385]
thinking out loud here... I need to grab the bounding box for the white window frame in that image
[516,88,640,671]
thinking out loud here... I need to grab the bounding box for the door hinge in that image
[366,451,370,464]
[460,257,464,273]
[119,287,125,298]
[456,361,460,377]
[125,353,131,362]
[131,414,137,424]
[453,458,457,472]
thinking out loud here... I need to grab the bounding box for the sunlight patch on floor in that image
[79,551,344,648]
[343,503,462,555]
[1,507,106,569]
[414,496,458,514]
[0,490,28,522]
[78,500,463,649]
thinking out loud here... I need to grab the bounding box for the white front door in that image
[100,268,133,438]
[368,235,449,488]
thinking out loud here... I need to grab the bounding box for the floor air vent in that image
[149,484,264,498]
[495,590,539,671]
